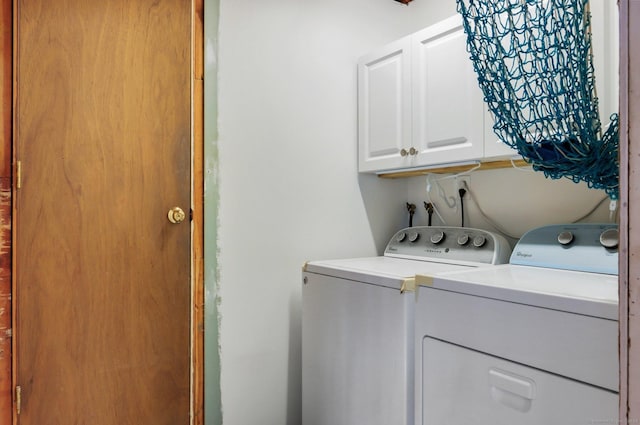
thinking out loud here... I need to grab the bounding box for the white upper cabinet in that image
[358,36,412,173]
[358,15,508,174]
[411,15,485,166]
[483,109,519,159]
[483,0,619,160]
[358,6,616,174]
[590,0,619,130]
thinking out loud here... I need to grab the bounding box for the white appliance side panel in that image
[415,287,618,391]
[302,272,414,425]
[420,337,618,425]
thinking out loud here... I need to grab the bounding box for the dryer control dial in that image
[395,232,407,243]
[599,228,619,249]
[557,231,574,245]
[457,234,470,246]
[473,235,486,248]
[430,231,445,244]
[408,231,420,243]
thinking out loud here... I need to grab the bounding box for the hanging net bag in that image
[456,0,619,199]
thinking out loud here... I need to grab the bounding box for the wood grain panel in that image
[1,0,10,175]
[621,1,640,422]
[193,0,204,423]
[194,0,204,82]
[193,79,204,425]
[193,89,203,425]
[0,178,10,424]
[618,2,628,423]
[0,0,11,422]
[15,1,192,423]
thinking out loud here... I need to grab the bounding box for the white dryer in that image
[302,226,511,425]
[414,223,619,425]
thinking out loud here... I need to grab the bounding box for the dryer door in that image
[420,337,618,425]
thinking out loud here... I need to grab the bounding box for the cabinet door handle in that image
[400,148,409,157]
[409,147,418,156]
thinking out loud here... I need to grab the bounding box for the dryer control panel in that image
[510,223,618,275]
[384,226,511,265]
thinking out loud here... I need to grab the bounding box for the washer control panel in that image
[510,223,618,275]
[384,226,511,265]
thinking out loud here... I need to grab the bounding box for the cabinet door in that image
[358,36,412,172]
[484,109,519,159]
[412,15,483,167]
[590,0,618,129]
[484,0,619,160]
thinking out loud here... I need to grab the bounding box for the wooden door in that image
[0,0,12,423]
[14,1,192,424]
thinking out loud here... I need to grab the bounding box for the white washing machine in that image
[414,223,619,425]
[302,226,511,425]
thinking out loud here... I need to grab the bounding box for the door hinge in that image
[16,161,22,189]
[15,385,21,415]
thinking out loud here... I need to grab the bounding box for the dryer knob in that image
[408,231,420,243]
[473,235,486,248]
[430,231,445,244]
[557,231,574,245]
[599,228,619,249]
[457,234,470,246]
[395,232,407,243]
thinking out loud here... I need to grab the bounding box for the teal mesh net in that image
[457,0,619,199]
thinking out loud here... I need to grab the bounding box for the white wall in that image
[215,0,617,424]
[216,1,454,424]
[406,169,614,247]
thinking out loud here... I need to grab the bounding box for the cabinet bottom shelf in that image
[376,158,529,178]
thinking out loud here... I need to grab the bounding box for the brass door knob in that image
[168,207,186,224]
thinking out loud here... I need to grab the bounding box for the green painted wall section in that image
[204,0,222,424]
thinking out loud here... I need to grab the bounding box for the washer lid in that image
[417,264,618,320]
[304,256,475,290]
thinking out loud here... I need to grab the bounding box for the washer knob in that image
[473,235,486,248]
[599,228,619,249]
[430,231,445,244]
[408,231,420,243]
[457,234,470,246]
[395,232,407,243]
[557,231,574,245]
